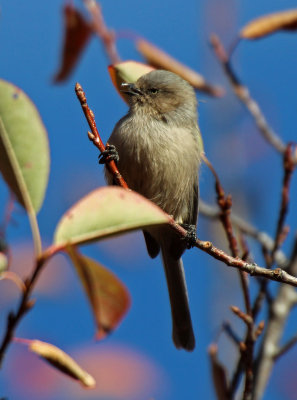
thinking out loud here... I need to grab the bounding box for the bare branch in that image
[210,34,297,163]
[202,155,255,398]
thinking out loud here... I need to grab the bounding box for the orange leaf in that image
[136,39,224,97]
[67,247,131,339]
[53,4,92,82]
[28,339,96,388]
[240,9,297,39]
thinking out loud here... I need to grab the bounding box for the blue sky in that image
[1,1,297,399]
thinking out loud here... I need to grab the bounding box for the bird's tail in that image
[161,245,195,351]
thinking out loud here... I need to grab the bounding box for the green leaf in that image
[67,247,130,339]
[54,187,169,247]
[0,79,50,213]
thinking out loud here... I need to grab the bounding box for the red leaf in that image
[67,247,131,339]
[53,5,92,82]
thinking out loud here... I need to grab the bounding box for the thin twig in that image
[0,245,61,367]
[254,321,265,341]
[202,157,252,310]
[222,321,241,347]
[229,357,245,398]
[230,306,253,326]
[251,246,273,320]
[238,232,250,262]
[210,34,297,163]
[203,155,254,398]
[83,0,121,64]
[0,258,44,366]
[251,140,295,316]
[273,332,297,361]
[0,271,26,292]
[252,279,270,319]
[271,143,296,260]
[202,155,239,258]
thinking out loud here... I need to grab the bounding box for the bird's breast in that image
[106,114,201,221]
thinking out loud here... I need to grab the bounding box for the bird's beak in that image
[120,82,142,96]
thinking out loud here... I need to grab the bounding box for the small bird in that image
[104,70,203,351]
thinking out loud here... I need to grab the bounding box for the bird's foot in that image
[99,144,119,164]
[181,224,197,249]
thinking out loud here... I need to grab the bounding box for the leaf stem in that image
[27,209,42,257]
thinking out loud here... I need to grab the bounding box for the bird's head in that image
[121,70,197,120]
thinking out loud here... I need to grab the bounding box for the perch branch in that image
[75,83,128,189]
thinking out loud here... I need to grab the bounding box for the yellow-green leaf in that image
[54,187,169,247]
[29,339,95,388]
[67,247,130,339]
[0,80,49,213]
[0,252,8,274]
[240,9,297,40]
[108,61,154,103]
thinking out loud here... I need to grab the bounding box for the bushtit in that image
[104,70,203,351]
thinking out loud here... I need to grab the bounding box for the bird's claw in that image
[99,144,119,164]
[181,224,197,249]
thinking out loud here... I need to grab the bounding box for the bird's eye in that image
[148,88,159,94]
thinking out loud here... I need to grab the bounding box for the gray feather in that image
[161,234,195,351]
